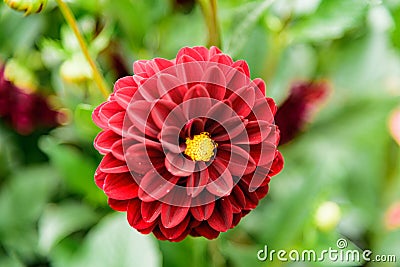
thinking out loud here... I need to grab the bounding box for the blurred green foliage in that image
[0,0,400,266]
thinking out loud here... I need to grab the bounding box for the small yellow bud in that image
[4,0,48,16]
[314,201,341,232]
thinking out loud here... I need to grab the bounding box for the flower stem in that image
[198,0,221,48]
[55,0,109,99]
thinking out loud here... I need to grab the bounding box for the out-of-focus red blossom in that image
[389,108,400,146]
[385,202,400,230]
[275,81,330,146]
[0,65,60,135]
[92,46,284,241]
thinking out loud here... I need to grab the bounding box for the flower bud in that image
[4,0,48,16]
[314,201,341,232]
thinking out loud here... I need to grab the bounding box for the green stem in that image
[55,0,109,99]
[198,0,221,48]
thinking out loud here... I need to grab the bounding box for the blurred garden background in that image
[0,0,400,266]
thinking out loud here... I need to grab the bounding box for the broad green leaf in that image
[159,237,209,267]
[38,201,99,254]
[224,0,275,57]
[0,165,59,260]
[288,0,368,42]
[390,6,400,49]
[38,135,105,204]
[0,165,59,230]
[74,104,100,140]
[70,213,162,267]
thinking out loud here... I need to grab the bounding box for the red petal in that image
[183,118,205,138]
[159,215,190,240]
[216,144,256,176]
[208,197,233,232]
[165,152,196,176]
[103,173,138,200]
[191,191,216,220]
[99,101,123,122]
[206,159,233,197]
[253,78,266,96]
[231,120,272,145]
[153,58,174,72]
[211,116,246,142]
[227,86,255,118]
[159,126,183,153]
[182,84,212,119]
[99,153,129,173]
[249,142,276,166]
[238,181,259,209]
[141,201,162,223]
[193,222,220,239]
[157,74,186,101]
[255,184,270,199]
[138,171,180,202]
[94,166,106,189]
[127,100,159,138]
[206,99,233,119]
[127,198,155,230]
[176,47,204,62]
[114,76,137,92]
[108,198,129,211]
[125,142,164,175]
[114,87,136,109]
[232,60,250,77]
[247,98,275,123]
[186,169,209,197]
[228,186,246,213]
[269,151,284,176]
[176,56,204,84]
[133,60,148,74]
[94,130,120,154]
[201,66,226,100]
[110,139,124,161]
[209,54,233,66]
[243,166,270,192]
[209,46,222,57]
[108,111,125,135]
[161,189,191,228]
[151,99,181,129]
[92,103,107,129]
[192,46,210,60]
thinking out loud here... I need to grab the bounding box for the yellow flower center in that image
[184,132,217,162]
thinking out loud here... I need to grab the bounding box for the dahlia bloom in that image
[93,46,283,241]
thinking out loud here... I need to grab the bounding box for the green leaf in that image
[390,6,400,49]
[288,0,368,42]
[70,213,162,267]
[74,103,100,140]
[38,135,105,204]
[38,201,99,254]
[0,165,59,231]
[0,165,60,260]
[224,0,275,57]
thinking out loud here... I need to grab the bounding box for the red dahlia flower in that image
[93,46,284,241]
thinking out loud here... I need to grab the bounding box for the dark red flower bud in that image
[275,81,330,146]
[0,64,61,135]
